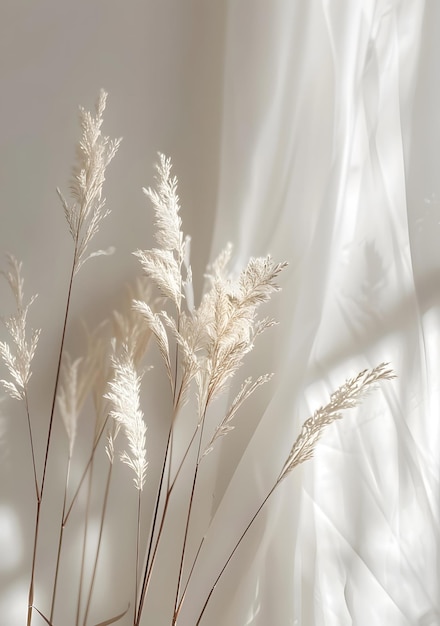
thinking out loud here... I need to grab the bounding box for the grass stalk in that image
[194,483,277,626]
[82,462,113,626]
[167,316,180,492]
[27,255,76,626]
[134,423,173,626]
[33,606,53,625]
[135,370,187,626]
[134,490,142,625]
[40,257,75,499]
[27,498,41,626]
[76,448,95,626]
[174,537,204,621]
[50,454,72,622]
[134,375,190,626]
[135,472,173,625]
[24,395,40,501]
[64,416,108,526]
[172,405,208,625]
[134,305,183,626]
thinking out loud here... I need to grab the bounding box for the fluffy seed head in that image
[105,345,148,491]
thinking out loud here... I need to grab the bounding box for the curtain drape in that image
[185,1,439,625]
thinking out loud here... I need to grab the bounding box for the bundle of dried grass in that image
[0,92,395,626]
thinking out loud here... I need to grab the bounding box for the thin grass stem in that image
[135,375,185,626]
[83,462,113,626]
[172,405,208,625]
[169,425,197,493]
[134,490,142,626]
[27,498,40,626]
[64,416,108,526]
[136,473,173,621]
[134,423,173,626]
[166,428,174,494]
[174,536,204,621]
[40,257,75,499]
[24,395,40,500]
[167,315,181,492]
[33,605,53,625]
[194,484,277,626]
[27,255,76,626]
[76,448,95,626]
[135,376,194,626]
[50,454,72,622]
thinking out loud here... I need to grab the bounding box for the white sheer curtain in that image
[0,1,438,625]
[184,1,439,625]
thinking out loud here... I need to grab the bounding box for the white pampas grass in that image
[203,373,274,458]
[183,247,287,420]
[194,363,396,625]
[57,355,83,457]
[0,254,41,401]
[57,89,121,274]
[105,345,148,491]
[57,350,100,457]
[144,153,183,253]
[278,362,396,481]
[133,300,174,394]
[134,153,187,312]
[0,92,397,626]
[134,158,287,439]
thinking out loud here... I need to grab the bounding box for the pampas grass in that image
[0,92,395,626]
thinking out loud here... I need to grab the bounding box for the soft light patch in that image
[0,505,23,572]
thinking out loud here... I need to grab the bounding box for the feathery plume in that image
[160,310,199,409]
[134,248,182,310]
[112,279,155,368]
[57,90,121,274]
[57,350,100,457]
[0,254,41,401]
[105,345,148,491]
[79,321,113,446]
[133,161,286,422]
[134,153,188,312]
[57,354,82,457]
[203,373,273,457]
[278,363,396,482]
[143,153,183,253]
[105,423,118,465]
[133,300,173,394]
[195,249,287,408]
[79,280,156,450]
